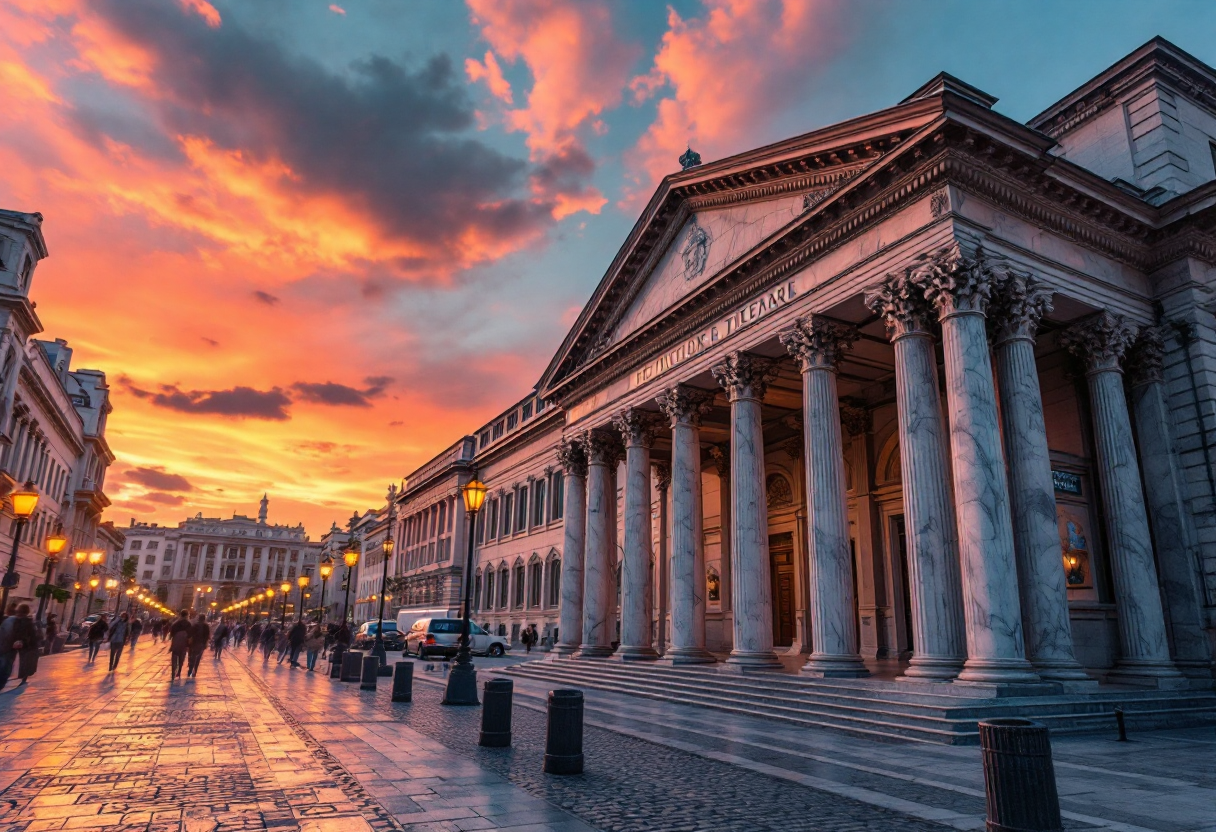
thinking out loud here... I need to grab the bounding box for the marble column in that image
[612,408,660,660]
[657,385,716,664]
[711,351,783,671]
[575,429,621,658]
[1061,313,1184,686]
[988,272,1091,683]
[866,274,967,680]
[654,463,671,655]
[709,443,732,619]
[1126,329,1212,679]
[780,316,869,677]
[552,438,588,657]
[917,245,1038,684]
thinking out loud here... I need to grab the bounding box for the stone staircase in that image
[502,658,1216,744]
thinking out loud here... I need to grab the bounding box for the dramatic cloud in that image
[252,290,279,306]
[123,466,193,492]
[291,376,393,408]
[121,378,292,420]
[144,492,187,506]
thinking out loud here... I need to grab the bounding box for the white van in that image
[396,608,450,638]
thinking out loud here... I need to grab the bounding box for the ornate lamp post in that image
[1,482,39,616]
[369,534,394,665]
[341,546,358,626]
[317,556,333,622]
[296,575,310,622]
[124,587,135,614]
[35,525,67,624]
[279,581,291,626]
[87,575,100,615]
[105,578,120,614]
[443,476,487,706]
[67,550,87,631]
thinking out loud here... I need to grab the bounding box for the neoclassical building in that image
[394,39,1216,697]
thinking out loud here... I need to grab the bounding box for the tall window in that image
[501,493,513,536]
[498,568,509,608]
[476,510,486,545]
[517,486,529,530]
[485,571,495,610]
[487,499,499,540]
[547,559,561,607]
[533,480,547,526]
[528,561,542,607]
[513,564,525,608]
[551,473,564,520]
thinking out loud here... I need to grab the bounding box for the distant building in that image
[0,209,119,615]
[121,495,323,615]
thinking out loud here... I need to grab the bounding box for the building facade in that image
[385,39,1216,686]
[122,495,323,615]
[0,209,120,617]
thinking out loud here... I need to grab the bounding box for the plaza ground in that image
[0,642,1211,832]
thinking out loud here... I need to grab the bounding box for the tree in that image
[121,556,137,582]
[35,584,70,603]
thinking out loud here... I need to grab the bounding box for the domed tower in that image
[258,493,269,524]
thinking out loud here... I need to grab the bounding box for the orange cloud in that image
[465,50,513,104]
[625,0,844,206]
[178,0,221,29]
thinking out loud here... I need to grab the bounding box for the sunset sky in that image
[1,0,1212,537]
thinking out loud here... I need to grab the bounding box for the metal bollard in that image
[340,650,363,683]
[392,662,414,703]
[978,718,1063,832]
[360,655,379,691]
[543,689,584,775]
[329,646,346,679]
[479,678,513,748]
[1115,707,1128,741]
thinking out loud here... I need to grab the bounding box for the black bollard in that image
[543,688,584,775]
[1115,707,1128,742]
[978,718,1063,832]
[479,678,514,748]
[392,661,414,703]
[360,655,379,691]
[329,645,346,679]
[341,650,363,683]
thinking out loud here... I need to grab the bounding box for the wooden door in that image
[770,534,795,648]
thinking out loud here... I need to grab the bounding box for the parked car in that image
[352,620,404,650]
[404,617,509,659]
[396,608,449,637]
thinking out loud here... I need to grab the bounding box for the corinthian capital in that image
[912,242,995,318]
[612,407,661,448]
[656,385,715,427]
[556,437,588,478]
[577,428,623,466]
[1059,311,1139,373]
[987,269,1054,345]
[710,351,780,402]
[779,315,858,372]
[864,272,934,339]
[1125,325,1165,386]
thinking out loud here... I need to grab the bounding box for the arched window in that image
[498,566,509,609]
[527,559,542,608]
[513,561,526,608]
[485,570,495,610]
[546,557,561,607]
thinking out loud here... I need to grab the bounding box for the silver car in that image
[404,617,509,658]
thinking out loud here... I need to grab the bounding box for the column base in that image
[657,647,717,665]
[611,645,658,661]
[898,655,964,682]
[956,657,1040,684]
[1174,659,1215,689]
[801,653,870,678]
[547,645,580,660]
[572,644,614,659]
[1107,659,1188,689]
[720,650,784,673]
[1032,659,1098,687]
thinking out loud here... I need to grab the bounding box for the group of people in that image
[241,619,349,671]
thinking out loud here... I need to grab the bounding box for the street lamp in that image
[0,482,39,616]
[262,589,273,619]
[370,535,394,665]
[87,575,100,615]
[341,546,358,626]
[67,550,88,631]
[443,476,487,706]
[104,578,119,614]
[125,587,135,613]
[34,524,67,624]
[279,581,290,626]
[317,556,333,622]
[296,575,309,622]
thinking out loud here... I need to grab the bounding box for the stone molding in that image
[1125,325,1166,386]
[708,443,729,475]
[1060,312,1139,374]
[711,351,780,402]
[653,462,672,491]
[778,315,858,372]
[612,407,662,448]
[987,269,1054,345]
[656,384,715,427]
[577,429,624,467]
[913,242,996,318]
[555,437,588,479]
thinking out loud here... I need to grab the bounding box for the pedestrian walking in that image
[0,604,39,690]
[107,613,129,672]
[86,614,109,662]
[287,620,306,668]
[275,629,290,664]
[260,624,277,663]
[233,623,245,648]
[151,618,163,643]
[187,615,209,678]
[304,624,323,671]
[129,617,143,649]
[212,620,230,660]
[521,624,537,654]
[168,610,191,680]
[334,622,351,653]
[248,622,263,655]
[43,614,58,655]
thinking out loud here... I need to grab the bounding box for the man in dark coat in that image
[0,604,38,689]
[248,622,263,655]
[168,610,191,680]
[287,620,307,668]
[212,620,230,660]
[186,615,209,678]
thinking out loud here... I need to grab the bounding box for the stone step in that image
[503,660,1216,745]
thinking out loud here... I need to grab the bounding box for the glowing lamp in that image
[297,575,310,588]
[319,557,334,580]
[382,536,394,556]
[74,550,87,565]
[343,549,358,568]
[46,531,67,556]
[88,576,100,589]
[463,478,487,514]
[280,581,291,594]
[89,551,104,565]
[9,483,39,518]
